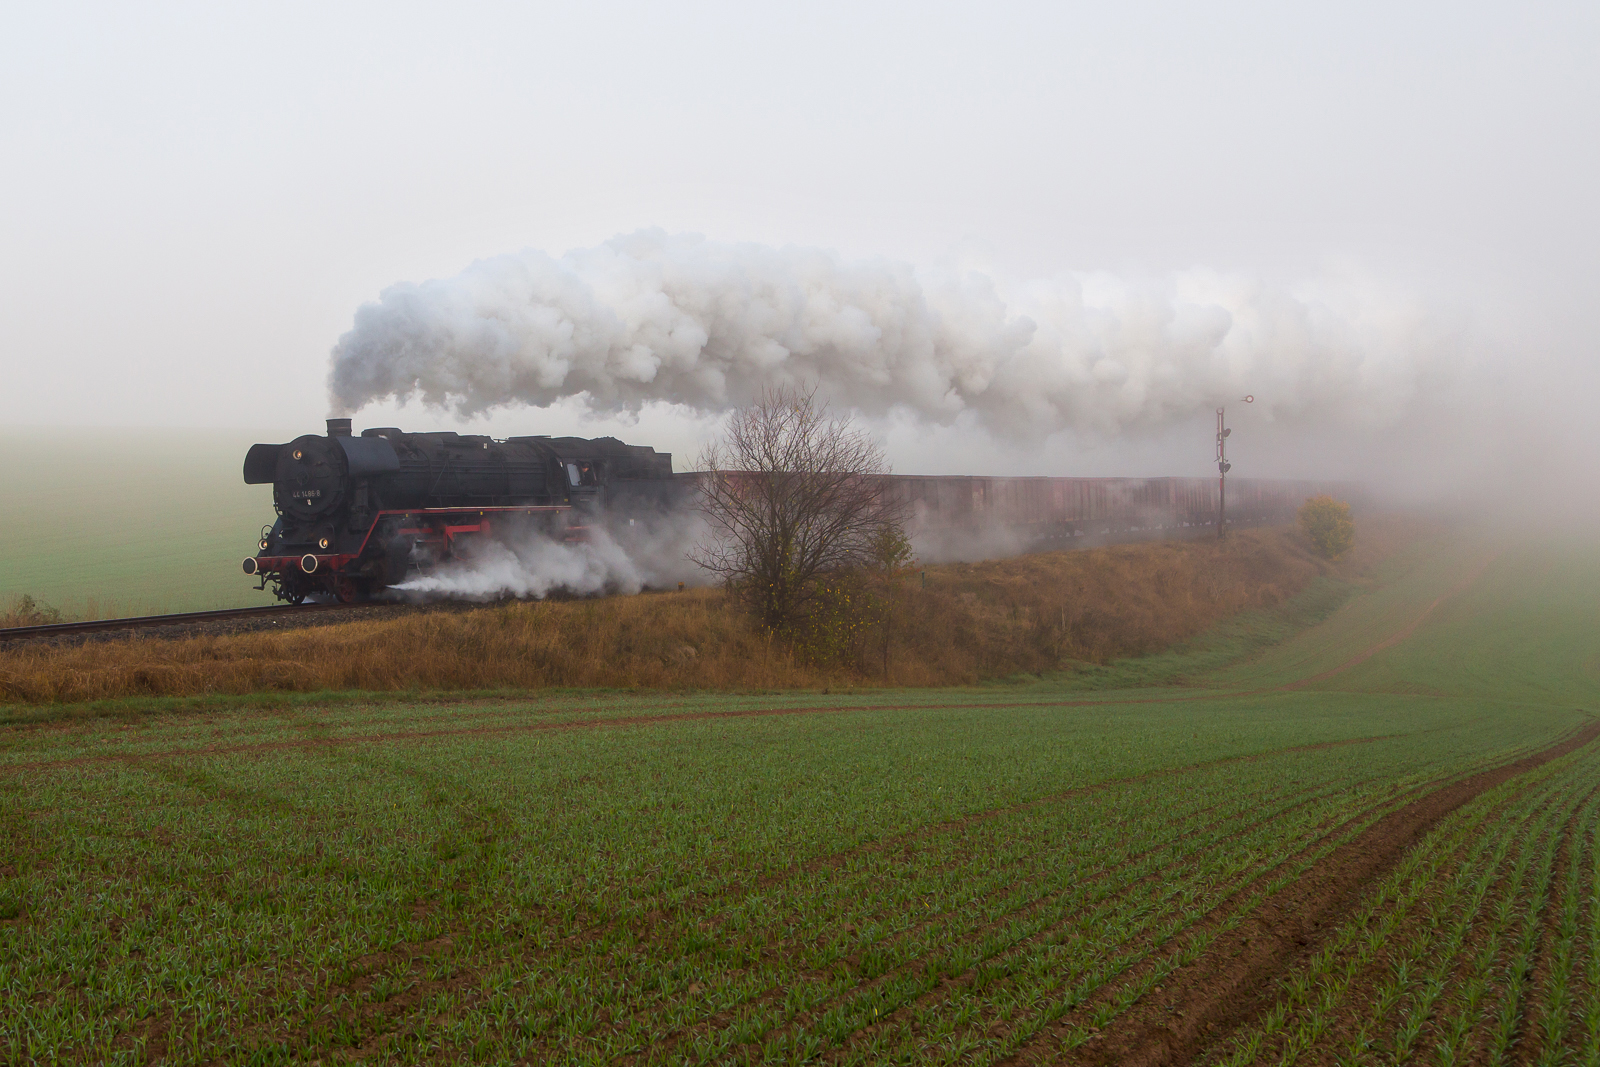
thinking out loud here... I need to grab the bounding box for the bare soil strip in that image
[757,734,1397,891]
[235,752,1390,1064]
[0,705,863,770]
[1229,772,1596,1067]
[649,778,1359,1064]
[0,691,1339,772]
[799,776,1417,1066]
[1008,717,1600,1067]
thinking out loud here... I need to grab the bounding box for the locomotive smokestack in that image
[326,418,352,437]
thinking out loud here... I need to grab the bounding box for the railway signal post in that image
[1217,395,1253,540]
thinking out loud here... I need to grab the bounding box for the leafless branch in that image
[690,384,906,629]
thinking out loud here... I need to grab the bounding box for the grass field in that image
[1,527,1598,1064]
[0,427,281,616]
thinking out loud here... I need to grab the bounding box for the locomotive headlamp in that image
[318,536,331,550]
[259,537,269,551]
[292,449,304,460]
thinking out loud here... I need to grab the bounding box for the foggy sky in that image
[2,1,1596,487]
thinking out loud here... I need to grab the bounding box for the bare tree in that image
[693,385,905,630]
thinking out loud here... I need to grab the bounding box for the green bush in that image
[1298,495,1355,559]
[2,595,63,627]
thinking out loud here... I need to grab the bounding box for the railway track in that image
[0,602,360,643]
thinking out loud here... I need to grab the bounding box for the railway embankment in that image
[0,518,1415,709]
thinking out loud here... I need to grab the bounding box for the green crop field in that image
[2,529,1599,1064]
[0,427,283,616]
[1212,740,1600,1067]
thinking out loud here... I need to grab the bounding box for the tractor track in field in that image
[257,763,1396,1066]
[277,779,1307,1066]
[1005,716,1600,1067]
[744,777,1410,1067]
[884,775,1482,1066]
[207,754,1395,1065]
[602,775,1366,1066]
[216,735,1571,1067]
[0,699,1379,772]
[248,743,1424,1065]
[756,733,1401,890]
[902,743,1531,1066]
[1038,764,1591,1067]
[0,705,863,769]
[1231,771,1598,1067]
[0,687,1266,749]
[1281,549,1502,691]
[312,743,1507,1065]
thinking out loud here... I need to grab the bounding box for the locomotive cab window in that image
[566,462,597,487]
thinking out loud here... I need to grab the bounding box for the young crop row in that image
[6,752,1342,1063]
[1206,736,1600,1067]
[0,704,1581,1065]
[475,765,1391,1066]
[408,731,1570,1067]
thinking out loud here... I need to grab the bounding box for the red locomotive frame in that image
[245,504,579,602]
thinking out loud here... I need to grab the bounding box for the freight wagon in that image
[885,474,1355,555]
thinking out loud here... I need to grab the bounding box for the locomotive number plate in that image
[292,490,322,498]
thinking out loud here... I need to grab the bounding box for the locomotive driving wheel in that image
[333,576,365,604]
[273,574,310,605]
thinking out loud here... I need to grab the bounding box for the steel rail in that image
[0,603,359,642]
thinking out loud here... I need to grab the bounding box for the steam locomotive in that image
[242,418,681,603]
[243,418,1357,603]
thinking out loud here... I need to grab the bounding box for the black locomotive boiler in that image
[242,418,680,603]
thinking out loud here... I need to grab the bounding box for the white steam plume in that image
[329,230,1439,436]
[389,517,706,601]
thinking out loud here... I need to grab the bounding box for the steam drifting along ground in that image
[388,515,708,601]
[328,230,1438,440]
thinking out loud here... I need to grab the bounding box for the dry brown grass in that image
[0,523,1398,705]
[0,594,155,627]
[0,595,63,628]
[875,524,1333,685]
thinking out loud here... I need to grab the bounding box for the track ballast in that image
[0,603,357,643]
